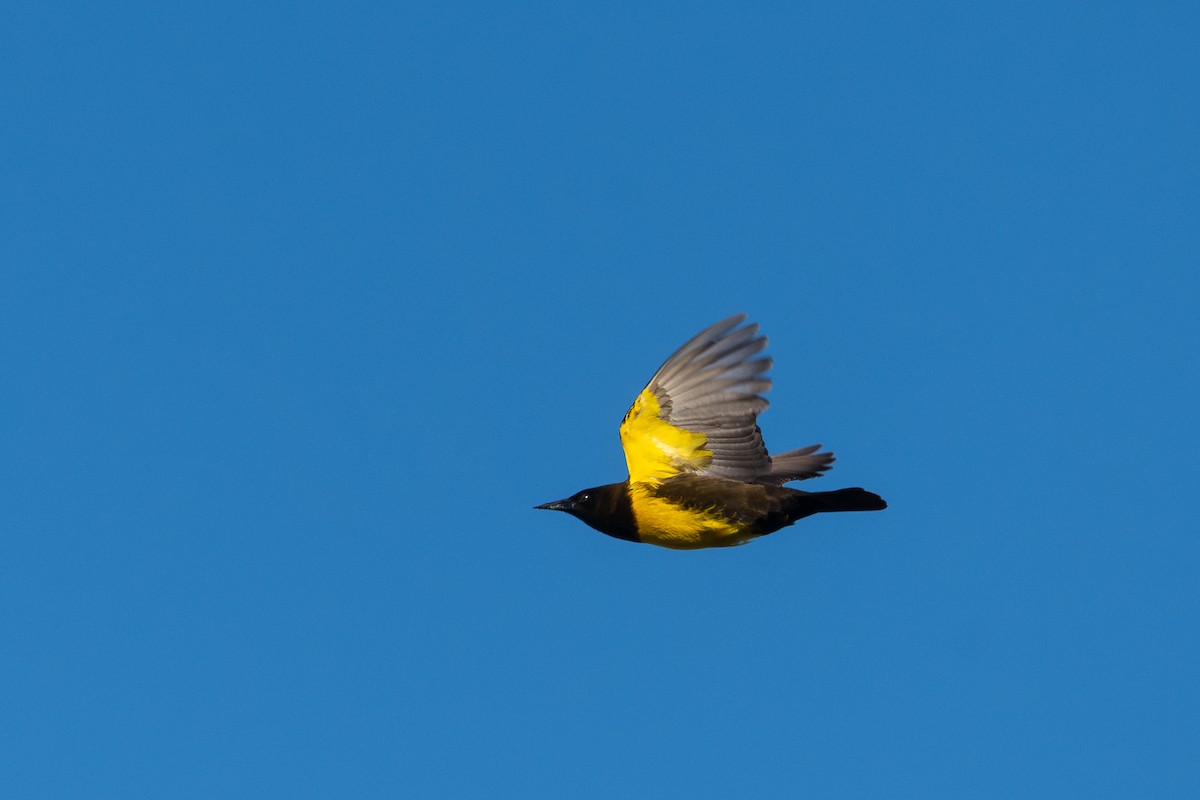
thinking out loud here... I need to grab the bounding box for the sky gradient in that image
[3,2,1198,797]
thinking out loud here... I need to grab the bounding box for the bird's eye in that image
[578,493,590,503]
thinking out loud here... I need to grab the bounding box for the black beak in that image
[534,499,574,512]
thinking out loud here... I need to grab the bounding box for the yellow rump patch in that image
[619,389,712,484]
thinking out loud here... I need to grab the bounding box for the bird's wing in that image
[756,444,835,485]
[619,314,777,484]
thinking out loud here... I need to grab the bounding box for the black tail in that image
[788,488,886,521]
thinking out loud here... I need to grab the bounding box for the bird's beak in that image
[534,499,573,512]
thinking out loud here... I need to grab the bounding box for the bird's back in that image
[630,474,886,550]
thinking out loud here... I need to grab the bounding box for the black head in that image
[534,482,638,542]
[534,487,601,516]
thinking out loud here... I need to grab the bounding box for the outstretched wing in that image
[618,314,787,484]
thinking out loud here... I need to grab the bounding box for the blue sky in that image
[3,2,1198,797]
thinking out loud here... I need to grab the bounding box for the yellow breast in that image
[628,482,749,550]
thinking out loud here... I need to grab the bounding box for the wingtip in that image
[704,313,750,341]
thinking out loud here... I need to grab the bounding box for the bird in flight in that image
[536,314,886,549]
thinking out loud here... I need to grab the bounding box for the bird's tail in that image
[814,488,887,512]
[787,488,887,521]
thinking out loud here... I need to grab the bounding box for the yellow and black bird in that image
[535,314,886,549]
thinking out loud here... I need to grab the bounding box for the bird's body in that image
[536,315,886,549]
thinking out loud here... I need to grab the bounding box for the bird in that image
[535,314,886,549]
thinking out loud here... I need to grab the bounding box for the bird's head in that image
[534,487,601,517]
[534,482,638,542]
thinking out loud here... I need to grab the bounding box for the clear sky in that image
[3,2,1198,797]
